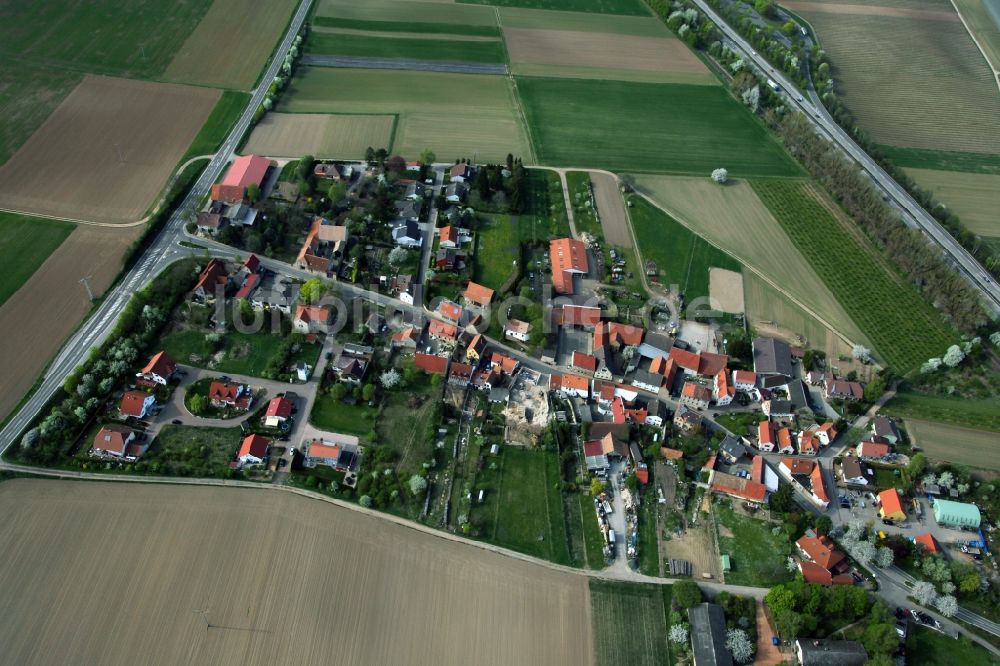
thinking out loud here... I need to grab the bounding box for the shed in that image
[720,554,731,571]
[932,499,981,529]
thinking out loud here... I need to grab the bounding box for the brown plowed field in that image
[0,225,138,422]
[504,27,711,79]
[243,113,396,158]
[708,267,744,313]
[783,1,959,20]
[0,76,219,224]
[165,0,300,89]
[590,172,632,247]
[0,480,594,666]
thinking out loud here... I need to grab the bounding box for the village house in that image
[119,391,155,419]
[712,369,735,406]
[394,197,422,222]
[711,471,767,505]
[450,163,475,182]
[445,181,467,203]
[136,351,176,386]
[796,532,852,586]
[211,154,273,204]
[391,326,421,350]
[549,237,589,295]
[757,420,776,452]
[776,427,795,455]
[752,336,793,377]
[264,397,293,428]
[428,319,458,343]
[463,281,494,309]
[679,382,711,410]
[391,219,422,249]
[437,225,471,249]
[871,416,901,444]
[236,433,270,467]
[559,304,602,330]
[914,532,940,555]
[296,217,349,275]
[437,299,463,323]
[249,273,293,314]
[857,439,891,460]
[466,334,488,363]
[719,435,748,463]
[414,353,449,376]
[192,258,230,301]
[797,426,821,456]
[90,424,143,460]
[878,488,906,521]
[504,319,531,343]
[762,398,794,419]
[816,421,838,446]
[293,305,331,335]
[208,381,251,410]
[840,457,873,486]
[667,347,728,379]
[673,404,702,433]
[825,374,864,401]
[448,362,473,387]
[550,373,589,399]
[731,369,756,391]
[573,351,598,375]
[304,437,360,471]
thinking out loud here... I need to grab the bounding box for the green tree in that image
[361,383,375,402]
[296,155,314,181]
[815,515,833,535]
[189,393,206,415]
[907,453,927,479]
[246,182,260,203]
[419,148,436,165]
[754,0,775,17]
[774,608,802,639]
[365,146,375,163]
[329,383,347,401]
[673,580,703,610]
[299,278,326,303]
[769,484,794,512]
[590,478,606,496]
[959,571,981,594]
[862,624,899,657]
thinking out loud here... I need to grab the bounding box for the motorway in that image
[692,0,1000,315]
[0,0,314,457]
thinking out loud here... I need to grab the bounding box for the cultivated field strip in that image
[905,419,1000,470]
[0,76,219,224]
[316,0,499,25]
[499,6,672,34]
[0,480,594,666]
[800,10,1000,153]
[244,113,396,158]
[904,168,1000,237]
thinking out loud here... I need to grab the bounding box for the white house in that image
[504,319,531,342]
[732,369,756,391]
[713,370,735,406]
[632,369,662,393]
[392,220,422,248]
[136,351,177,386]
[237,434,270,467]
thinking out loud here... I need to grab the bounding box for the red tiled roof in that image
[797,534,845,570]
[914,532,939,554]
[428,319,458,339]
[602,322,643,347]
[798,561,852,586]
[711,473,767,503]
[234,272,260,299]
[583,440,604,457]
[222,154,272,189]
[439,225,456,244]
[211,183,244,204]
[573,352,598,372]
[193,258,228,295]
[759,421,776,446]
[669,347,700,373]
[209,382,242,402]
[733,369,756,385]
[661,447,684,460]
[858,440,891,457]
[238,434,270,460]
[681,382,711,401]
[560,304,601,328]
[698,352,728,377]
[879,488,905,517]
[140,351,176,378]
[557,374,590,393]
[449,362,473,380]
[265,397,292,419]
[244,254,260,272]
[308,441,342,461]
[437,300,463,322]
[611,396,626,424]
[119,391,150,418]
[414,353,448,375]
[463,281,494,306]
[810,464,829,503]
[777,428,793,451]
[782,457,815,475]
[550,237,588,294]
[92,424,135,456]
[294,304,330,325]
[750,455,764,483]
[392,326,420,344]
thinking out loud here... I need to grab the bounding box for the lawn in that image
[750,179,955,373]
[279,67,530,162]
[638,488,660,576]
[517,77,801,176]
[475,215,521,291]
[310,394,378,437]
[160,329,288,378]
[879,145,1000,175]
[906,624,999,665]
[566,493,607,569]
[715,501,794,587]
[313,16,501,37]
[628,195,741,302]
[306,31,507,64]
[375,375,442,475]
[180,91,250,164]
[0,0,213,79]
[565,171,602,239]
[589,580,672,666]
[0,213,75,307]
[462,0,652,17]
[884,392,1000,432]
[474,447,573,565]
[144,424,242,477]
[521,168,571,241]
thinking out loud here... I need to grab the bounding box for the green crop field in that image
[952,0,1000,72]
[750,180,955,373]
[471,448,573,565]
[499,7,670,35]
[517,77,800,176]
[0,64,81,166]
[313,16,502,37]
[589,580,672,666]
[628,195,741,302]
[307,32,506,64]
[885,392,1000,432]
[880,145,1000,175]
[799,10,1000,153]
[181,91,249,163]
[0,213,75,308]
[316,0,499,25]
[463,0,651,17]
[0,0,213,79]
[904,168,1000,237]
[279,67,530,162]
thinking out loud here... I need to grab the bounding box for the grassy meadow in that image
[884,392,1000,432]
[880,145,1000,175]
[903,168,1000,237]
[313,16,502,37]
[517,77,800,176]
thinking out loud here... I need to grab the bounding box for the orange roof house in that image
[463,281,494,307]
[137,351,176,385]
[193,258,229,297]
[758,420,776,450]
[428,319,458,340]
[857,440,891,459]
[210,183,245,204]
[798,561,854,586]
[119,391,154,418]
[414,353,448,375]
[237,434,271,464]
[595,322,643,349]
[549,237,588,294]
[437,300,463,322]
[91,424,138,457]
[878,488,906,521]
[796,534,846,571]
[711,472,768,503]
[914,533,939,554]
[810,464,830,505]
[560,304,601,329]
[573,352,598,373]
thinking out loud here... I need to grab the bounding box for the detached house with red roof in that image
[293,305,331,335]
[549,237,588,295]
[119,391,155,419]
[136,351,176,386]
[713,370,735,406]
[550,373,590,399]
[91,424,143,460]
[463,281,494,308]
[208,382,251,411]
[414,353,448,376]
[731,370,756,391]
[796,533,852,586]
[757,420,777,452]
[857,439,891,460]
[679,382,711,410]
[878,488,906,521]
[437,299,463,323]
[573,352,598,375]
[264,397,293,428]
[236,434,271,467]
[193,258,230,300]
[504,319,531,343]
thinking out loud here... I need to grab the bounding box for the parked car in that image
[171,419,182,425]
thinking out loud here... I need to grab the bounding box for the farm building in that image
[688,603,733,666]
[796,640,867,666]
[549,237,588,295]
[220,154,272,192]
[932,499,981,529]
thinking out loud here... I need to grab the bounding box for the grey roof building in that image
[719,435,748,462]
[688,603,733,666]
[753,337,793,376]
[785,378,810,411]
[795,639,867,666]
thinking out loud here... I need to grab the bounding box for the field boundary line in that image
[629,182,861,350]
[948,0,1000,93]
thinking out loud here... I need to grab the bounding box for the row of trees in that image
[17,260,200,465]
[772,113,986,334]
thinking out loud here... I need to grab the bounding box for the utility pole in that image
[79,275,94,302]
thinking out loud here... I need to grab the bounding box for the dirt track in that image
[0,479,594,666]
[0,76,218,224]
[590,172,632,248]
[0,225,138,422]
